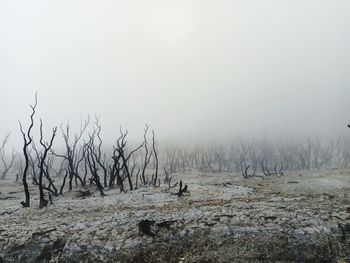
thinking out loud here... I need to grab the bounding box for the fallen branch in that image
[32,228,57,239]
[0,208,19,216]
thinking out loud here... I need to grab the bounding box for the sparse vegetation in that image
[0,96,349,262]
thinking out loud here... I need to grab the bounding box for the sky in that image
[1,0,350,147]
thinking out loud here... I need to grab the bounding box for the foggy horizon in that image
[1,1,350,148]
[1,3,350,262]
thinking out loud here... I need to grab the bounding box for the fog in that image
[1,0,350,147]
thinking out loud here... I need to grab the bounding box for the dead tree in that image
[110,147,122,189]
[0,133,10,154]
[92,117,108,187]
[59,170,68,195]
[152,130,159,187]
[242,165,264,179]
[14,156,24,181]
[19,93,37,208]
[176,180,188,197]
[261,161,285,176]
[110,130,128,191]
[115,130,133,190]
[141,124,152,185]
[278,164,286,176]
[163,167,171,183]
[261,161,273,176]
[82,145,89,184]
[42,158,58,196]
[110,128,144,191]
[118,147,133,190]
[212,143,226,173]
[242,165,255,178]
[28,143,40,185]
[163,145,179,174]
[53,118,89,192]
[85,134,105,196]
[38,120,57,209]
[0,134,16,179]
[51,157,66,178]
[134,168,141,189]
[73,145,86,185]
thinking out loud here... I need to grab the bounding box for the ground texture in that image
[0,170,350,262]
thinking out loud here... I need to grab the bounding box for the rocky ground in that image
[0,169,350,262]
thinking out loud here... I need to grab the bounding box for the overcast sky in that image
[1,0,350,147]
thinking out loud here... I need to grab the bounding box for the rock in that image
[103,241,114,252]
[293,229,305,238]
[138,220,155,237]
[52,239,66,254]
[211,225,231,237]
[36,245,52,262]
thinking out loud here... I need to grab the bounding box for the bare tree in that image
[110,128,144,191]
[85,133,105,196]
[152,130,159,186]
[242,165,256,179]
[110,129,128,191]
[0,133,10,154]
[141,124,152,185]
[92,116,108,187]
[53,117,89,192]
[14,156,24,181]
[18,93,37,208]
[28,143,40,185]
[0,134,16,179]
[51,156,66,178]
[37,119,57,209]
[163,145,179,174]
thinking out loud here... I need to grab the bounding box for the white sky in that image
[1,0,350,147]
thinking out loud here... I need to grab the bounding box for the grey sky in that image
[1,0,350,147]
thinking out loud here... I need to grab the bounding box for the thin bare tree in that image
[141,124,152,185]
[152,130,159,186]
[18,93,38,208]
[0,134,16,179]
[53,117,89,192]
[37,119,57,208]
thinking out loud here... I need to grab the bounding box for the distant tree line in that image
[161,136,350,177]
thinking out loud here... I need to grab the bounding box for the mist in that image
[1,0,350,148]
[2,2,350,261]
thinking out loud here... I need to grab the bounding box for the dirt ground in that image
[0,169,350,262]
